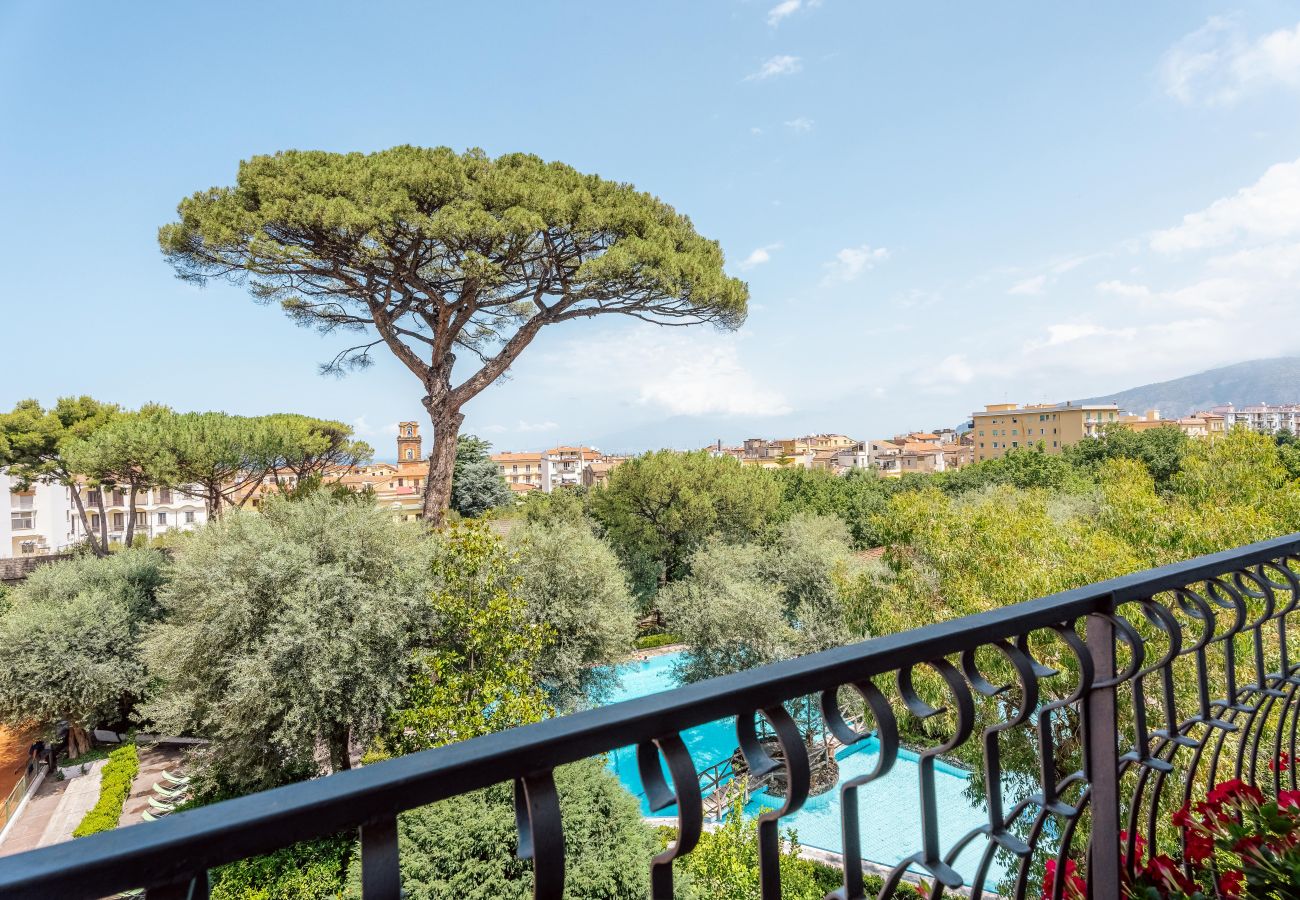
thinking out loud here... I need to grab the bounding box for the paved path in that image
[121,746,188,827]
[0,760,104,856]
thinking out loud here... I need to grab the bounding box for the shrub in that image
[635,633,680,650]
[72,744,139,837]
[210,835,353,900]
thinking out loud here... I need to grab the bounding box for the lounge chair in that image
[159,770,190,786]
[141,810,164,822]
[153,782,188,800]
[148,796,176,813]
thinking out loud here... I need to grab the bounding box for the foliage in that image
[516,486,590,529]
[772,466,895,548]
[659,541,794,683]
[451,434,513,518]
[1065,424,1192,488]
[210,835,353,900]
[142,494,433,791]
[72,744,139,837]
[160,145,748,523]
[378,521,550,755]
[342,759,653,900]
[0,396,120,554]
[933,444,1085,495]
[0,550,167,754]
[635,633,680,650]
[508,521,637,708]
[590,450,781,595]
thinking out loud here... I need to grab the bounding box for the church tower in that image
[397,422,422,463]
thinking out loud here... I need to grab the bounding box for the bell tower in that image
[397,422,422,463]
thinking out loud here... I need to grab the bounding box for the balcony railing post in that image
[1085,608,1121,900]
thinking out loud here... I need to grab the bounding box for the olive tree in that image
[159,146,748,524]
[508,520,637,708]
[142,494,433,791]
[0,549,168,757]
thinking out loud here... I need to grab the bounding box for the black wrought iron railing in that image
[2,534,1299,899]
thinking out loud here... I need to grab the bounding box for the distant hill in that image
[1078,358,1300,419]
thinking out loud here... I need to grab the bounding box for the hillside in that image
[1077,358,1300,419]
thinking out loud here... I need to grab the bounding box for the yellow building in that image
[970,402,1120,462]
[491,451,544,493]
[1117,410,1226,438]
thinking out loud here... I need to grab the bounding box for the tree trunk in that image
[124,482,138,546]
[95,491,108,552]
[66,723,90,760]
[421,402,464,526]
[69,485,102,557]
[329,724,351,772]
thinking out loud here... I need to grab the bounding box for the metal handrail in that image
[1,533,1298,899]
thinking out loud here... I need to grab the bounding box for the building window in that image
[157,511,167,525]
[91,512,101,529]
[11,511,34,530]
[406,449,414,460]
[136,512,146,526]
[512,465,518,473]
[185,510,195,524]
[159,488,172,504]
[112,488,125,505]
[1012,441,1019,448]
[88,489,102,506]
[113,512,125,530]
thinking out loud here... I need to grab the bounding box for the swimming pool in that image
[603,651,1010,885]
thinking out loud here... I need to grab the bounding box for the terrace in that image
[1,532,1297,899]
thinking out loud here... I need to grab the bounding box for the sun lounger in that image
[148,796,176,813]
[153,782,189,799]
[141,810,163,822]
[160,770,190,786]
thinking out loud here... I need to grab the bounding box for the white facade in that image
[68,484,208,547]
[831,443,871,472]
[541,448,598,492]
[1,472,77,559]
[1211,404,1300,434]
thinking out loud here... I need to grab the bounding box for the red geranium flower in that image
[1218,870,1245,898]
[1184,827,1214,866]
[1279,789,1300,810]
[1208,779,1265,806]
[1271,751,1291,773]
[1042,858,1086,900]
[1146,854,1197,894]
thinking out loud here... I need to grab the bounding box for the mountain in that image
[1077,358,1300,419]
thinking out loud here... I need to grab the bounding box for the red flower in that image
[1232,833,1266,860]
[1145,854,1197,894]
[1171,803,1191,827]
[1208,779,1265,806]
[1271,751,1291,773]
[1218,870,1245,898]
[1119,829,1147,863]
[1279,789,1300,810]
[1042,858,1086,900]
[1185,827,1214,866]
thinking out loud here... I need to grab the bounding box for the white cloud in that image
[1161,17,1300,105]
[739,243,782,270]
[822,243,889,284]
[783,116,814,133]
[1008,274,1047,296]
[538,333,791,418]
[1150,157,1300,252]
[767,0,801,26]
[350,416,398,440]
[1096,280,1152,299]
[1034,323,1138,348]
[746,55,802,81]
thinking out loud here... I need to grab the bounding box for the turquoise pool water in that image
[604,651,1010,886]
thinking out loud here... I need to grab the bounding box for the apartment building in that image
[1210,404,1300,434]
[970,402,1120,462]
[493,451,544,494]
[68,484,208,547]
[1118,410,1226,438]
[542,446,601,492]
[1,473,75,558]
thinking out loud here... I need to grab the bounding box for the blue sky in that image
[3,2,1300,456]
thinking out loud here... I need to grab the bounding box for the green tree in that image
[0,397,119,555]
[160,146,749,525]
[517,485,590,529]
[0,549,168,756]
[1064,424,1191,488]
[143,494,433,791]
[773,466,894,548]
[659,541,794,683]
[590,451,781,596]
[343,759,653,900]
[508,520,638,708]
[378,521,550,756]
[934,444,1083,496]
[451,434,513,518]
[764,513,860,653]
[63,406,173,547]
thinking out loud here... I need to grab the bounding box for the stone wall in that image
[0,553,74,584]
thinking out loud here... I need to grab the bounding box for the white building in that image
[68,484,208,547]
[540,446,600,492]
[1,473,77,558]
[1211,404,1300,434]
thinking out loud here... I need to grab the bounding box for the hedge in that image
[72,744,139,837]
[635,632,679,650]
